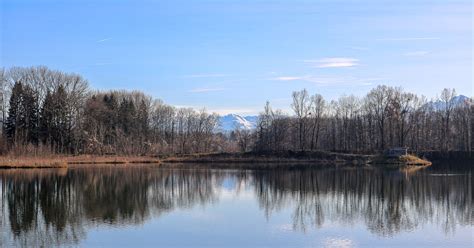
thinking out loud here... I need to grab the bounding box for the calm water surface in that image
[0,163,472,247]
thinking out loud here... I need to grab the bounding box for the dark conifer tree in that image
[4,82,39,146]
[52,85,71,153]
[103,94,118,145]
[4,82,23,144]
[40,90,54,145]
[118,99,136,136]
[21,85,39,145]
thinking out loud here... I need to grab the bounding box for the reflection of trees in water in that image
[253,167,472,236]
[0,165,471,246]
[1,183,5,246]
[0,169,84,247]
[0,166,225,247]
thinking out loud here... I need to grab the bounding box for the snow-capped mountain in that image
[427,95,471,111]
[219,114,258,131]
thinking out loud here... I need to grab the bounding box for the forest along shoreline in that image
[0,67,471,169]
[0,151,434,169]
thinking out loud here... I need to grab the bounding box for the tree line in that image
[0,66,472,156]
[0,66,222,155]
[252,86,472,154]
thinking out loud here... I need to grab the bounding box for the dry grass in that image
[0,155,161,169]
[162,151,373,165]
[399,155,432,166]
[1,152,430,170]
[0,167,68,177]
[370,154,432,166]
[67,155,161,165]
[399,165,428,175]
[0,157,68,169]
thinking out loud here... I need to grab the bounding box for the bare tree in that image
[234,128,253,152]
[291,89,311,151]
[0,68,8,133]
[365,86,393,150]
[440,88,456,152]
[1,66,471,157]
[309,94,325,150]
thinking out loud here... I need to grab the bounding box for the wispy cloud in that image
[304,58,359,68]
[270,75,385,86]
[182,74,229,78]
[96,38,112,43]
[189,87,227,93]
[403,51,430,57]
[376,37,440,41]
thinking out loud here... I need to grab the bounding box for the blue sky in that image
[1,0,472,114]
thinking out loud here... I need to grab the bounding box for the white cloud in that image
[189,87,227,93]
[403,51,430,57]
[305,58,359,68]
[271,75,385,86]
[376,37,440,41]
[96,38,112,43]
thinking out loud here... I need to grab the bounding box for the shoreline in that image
[0,151,435,169]
[0,155,161,169]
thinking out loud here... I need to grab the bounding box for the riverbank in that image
[0,157,68,169]
[163,151,374,165]
[369,154,432,166]
[163,151,434,167]
[0,155,161,169]
[0,151,434,169]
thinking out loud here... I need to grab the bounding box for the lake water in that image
[0,163,472,247]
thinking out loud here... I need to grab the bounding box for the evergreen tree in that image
[39,85,71,152]
[4,82,39,145]
[118,99,136,136]
[40,90,54,145]
[103,94,118,145]
[52,85,71,153]
[21,85,39,144]
[4,82,23,144]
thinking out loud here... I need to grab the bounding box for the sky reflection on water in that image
[0,163,472,247]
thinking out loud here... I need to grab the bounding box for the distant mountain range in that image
[426,95,471,110]
[219,114,258,132]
